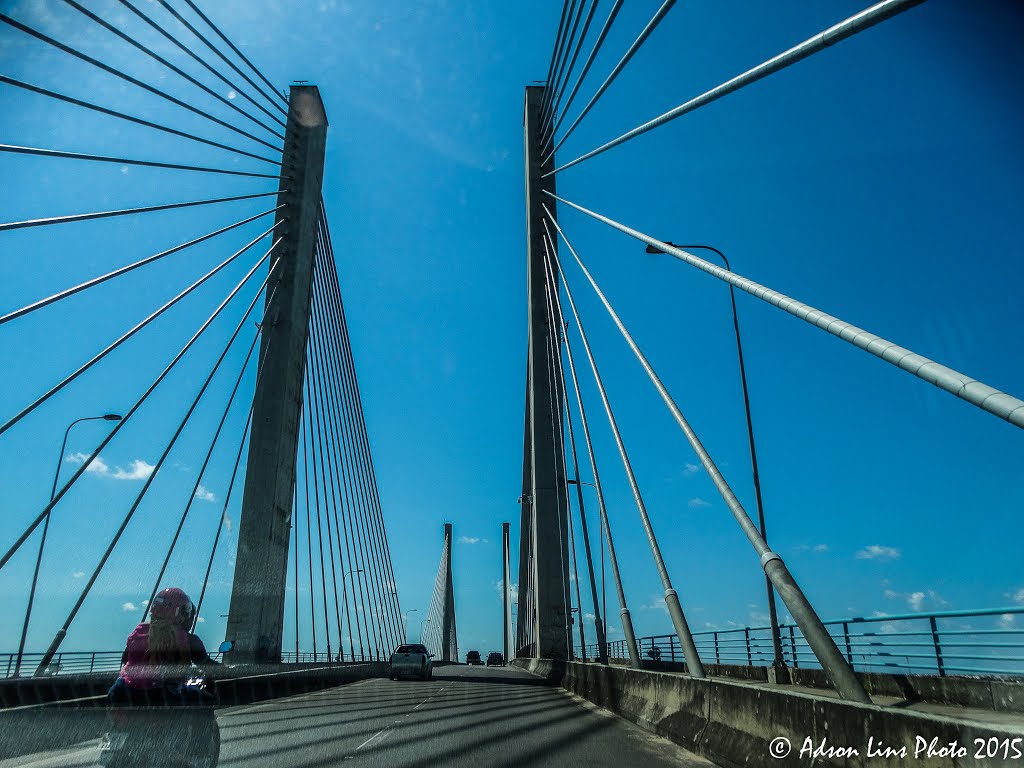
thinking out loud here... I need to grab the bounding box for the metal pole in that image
[403,609,418,643]
[502,522,511,663]
[226,85,328,664]
[648,242,785,668]
[14,413,120,677]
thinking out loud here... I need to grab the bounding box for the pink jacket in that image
[118,623,190,689]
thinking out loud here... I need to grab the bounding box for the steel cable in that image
[540,0,584,125]
[311,263,383,659]
[545,210,872,701]
[307,256,357,660]
[540,0,598,132]
[0,236,282,570]
[33,252,281,673]
[0,189,281,234]
[539,231,638,668]
[117,0,287,130]
[313,230,393,656]
[548,192,1024,429]
[0,13,282,153]
[0,144,278,178]
[542,0,623,148]
[546,0,926,174]
[0,220,285,436]
[318,210,405,647]
[543,0,676,166]
[0,205,285,326]
[0,76,278,165]
[180,0,289,111]
[60,0,284,140]
[143,282,278,621]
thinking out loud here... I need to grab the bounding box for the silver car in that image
[389,643,433,680]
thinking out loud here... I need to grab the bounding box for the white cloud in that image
[640,595,668,613]
[224,512,233,533]
[122,602,137,612]
[999,614,1016,629]
[66,454,155,481]
[682,463,699,477]
[687,497,711,509]
[458,536,488,545]
[795,543,830,553]
[66,452,109,475]
[855,545,900,561]
[112,459,155,481]
[885,588,946,612]
[194,484,216,503]
[196,616,206,624]
[72,571,84,579]
[1006,588,1024,605]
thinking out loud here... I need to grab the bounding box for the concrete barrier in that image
[0,662,388,761]
[515,659,1024,767]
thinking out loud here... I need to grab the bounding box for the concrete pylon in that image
[440,523,457,661]
[522,85,570,660]
[225,86,327,663]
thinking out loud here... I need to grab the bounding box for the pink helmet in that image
[150,587,195,628]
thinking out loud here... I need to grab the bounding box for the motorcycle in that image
[99,653,226,768]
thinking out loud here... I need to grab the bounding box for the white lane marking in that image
[355,727,390,752]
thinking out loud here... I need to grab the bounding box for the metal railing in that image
[577,607,1024,678]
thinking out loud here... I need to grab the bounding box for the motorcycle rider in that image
[103,587,220,766]
[108,587,212,706]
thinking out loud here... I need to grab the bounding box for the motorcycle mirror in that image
[218,640,234,653]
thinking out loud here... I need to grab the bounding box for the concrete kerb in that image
[514,659,1024,768]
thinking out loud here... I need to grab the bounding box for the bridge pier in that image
[225,85,328,663]
[520,85,571,660]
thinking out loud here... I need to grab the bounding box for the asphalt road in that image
[5,664,717,767]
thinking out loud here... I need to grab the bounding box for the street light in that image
[646,241,785,669]
[14,412,122,677]
[403,609,419,642]
[344,569,366,659]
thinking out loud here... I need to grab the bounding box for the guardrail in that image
[0,650,382,679]
[577,607,1024,678]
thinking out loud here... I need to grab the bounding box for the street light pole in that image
[647,241,785,669]
[344,568,365,659]
[403,609,418,643]
[14,413,122,677]
[420,618,432,645]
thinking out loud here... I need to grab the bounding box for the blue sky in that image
[1,0,1022,664]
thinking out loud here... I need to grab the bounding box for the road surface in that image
[3,664,717,767]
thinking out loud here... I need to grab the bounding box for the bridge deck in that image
[2,665,717,767]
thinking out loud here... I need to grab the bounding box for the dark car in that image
[390,644,433,680]
[486,652,504,667]
[466,650,482,665]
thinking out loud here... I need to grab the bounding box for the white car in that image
[389,644,433,680]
